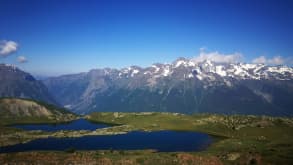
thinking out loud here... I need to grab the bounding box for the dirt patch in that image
[177,153,223,165]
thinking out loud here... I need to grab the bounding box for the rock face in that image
[0,64,57,105]
[43,58,293,115]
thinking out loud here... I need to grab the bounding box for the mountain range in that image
[42,58,293,116]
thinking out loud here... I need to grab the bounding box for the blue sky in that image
[0,0,292,76]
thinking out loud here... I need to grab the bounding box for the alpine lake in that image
[0,118,214,153]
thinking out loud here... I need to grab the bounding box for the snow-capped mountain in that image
[43,58,293,115]
[113,57,293,82]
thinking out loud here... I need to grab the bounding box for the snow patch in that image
[175,60,186,67]
[196,75,203,80]
[162,67,171,76]
[131,69,139,77]
[152,65,160,73]
[215,66,227,76]
[187,73,194,78]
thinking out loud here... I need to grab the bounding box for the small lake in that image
[13,119,110,131]
[0,131,213,153]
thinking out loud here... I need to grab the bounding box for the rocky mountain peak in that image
[43,58,293,115]
[0,64,57,105]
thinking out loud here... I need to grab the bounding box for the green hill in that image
[0,98,77,125]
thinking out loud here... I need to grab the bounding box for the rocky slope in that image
[0,98,76,123]
[43,58,293,115]
[0,64,57,105]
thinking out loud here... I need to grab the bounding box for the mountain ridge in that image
[47,57,291,84]
[0,64,58,105]
[43,57,293,115]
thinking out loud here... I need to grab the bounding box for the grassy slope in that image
[0,109,293,164]
[86,112,293,164]
[0,98,77,125]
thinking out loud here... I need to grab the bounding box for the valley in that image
[0,101,293,164]
[0,59,293,164]
[1,0,293,164]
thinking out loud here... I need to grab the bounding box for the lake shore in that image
[1,112,293,164]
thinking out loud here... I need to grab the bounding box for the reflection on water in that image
[0,130,213,153]
[13,119,110,131]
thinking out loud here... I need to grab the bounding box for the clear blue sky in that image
[0,0,292,76]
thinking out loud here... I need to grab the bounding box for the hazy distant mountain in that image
[43,58,293,116]
[0,64,58,105]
